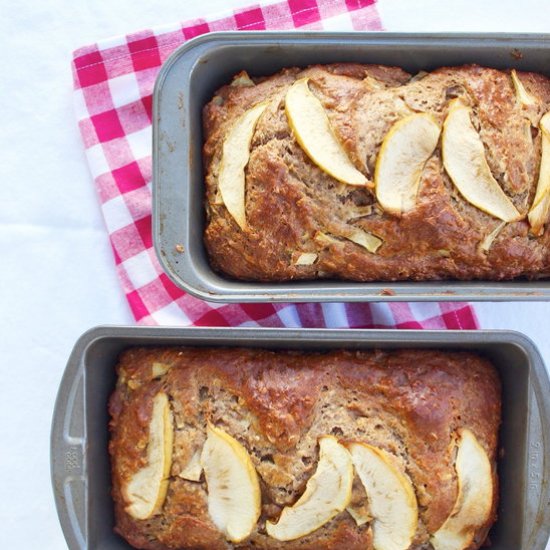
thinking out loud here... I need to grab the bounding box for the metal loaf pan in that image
[51,326,550,549]
[153,31,550,303]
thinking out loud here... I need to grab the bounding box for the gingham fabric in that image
[72,0,479,329]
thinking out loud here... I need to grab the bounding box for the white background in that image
[0,0,548,548]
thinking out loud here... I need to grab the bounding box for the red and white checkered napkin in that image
[72,0,479,329]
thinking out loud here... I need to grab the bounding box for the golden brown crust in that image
[110,347,501,549]
[203,64,550,281]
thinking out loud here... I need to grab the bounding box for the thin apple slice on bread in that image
[266,436,353,541]
[431,429,494,550]
[294,252,318,266]
[218,101,268,230]
[201,424,261,543]
[347,228,383,254]
[348,442,418,550]
[314,230,382,254]
[123,392,173,520]
[285,78,368,186]
[375,113,441,214]
[178,449,202,481]
[442,99,521,222]
[528,112,550,236]
[511,69,537,106]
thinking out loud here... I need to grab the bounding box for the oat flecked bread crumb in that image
[203,64,550,281]
[109,347,501,550]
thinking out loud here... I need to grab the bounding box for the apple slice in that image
[231,70,255,88]
[511,69,537,106]
[178,449,202,481]
[285,78,368,186]
[266,436,353,541]
[348,442,418,550]
[348,228,383,253]
[364,75,386,90]
[347,471,371,526]
[442,100,521,222]
[314,230,382,254]
[374,113,441,214]
[124,392,174,520]
[151,362,171,378]
[218,101,268,230]
[295,252,318,266]
[200,424,261,543]
[528,112,550,236]
[479,221,506,253]
[431,429,493,550]
[347,504,371,527]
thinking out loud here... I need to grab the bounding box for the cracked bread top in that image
[203,64,550,281]
[109,346,501,549]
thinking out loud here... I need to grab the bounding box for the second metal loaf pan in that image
[51,327,550,549]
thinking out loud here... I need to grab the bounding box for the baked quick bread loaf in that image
[109,347,501,550]
[203,64,550,281]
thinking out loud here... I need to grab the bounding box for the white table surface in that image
[1,0,548,547]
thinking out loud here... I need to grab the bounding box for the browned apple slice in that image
[200,424,261,543]
[266,436,353,541]
[442,99,521,222]
[375,113,441,214]
[218,102,268,230]
[123,392,173,520]
[285,78,368,186]
[528,112,550,236]
[431,429,493,550]
[348,442,418,550]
